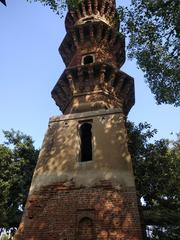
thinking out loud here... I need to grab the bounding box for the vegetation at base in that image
[0,230,13,240]
[0,130,39,232]
[127,122,180,239]
[0,126,179,239]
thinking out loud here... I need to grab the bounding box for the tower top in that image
[65,0,119,32]
[52,0,135,115]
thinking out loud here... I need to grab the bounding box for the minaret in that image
[15,1,143,239]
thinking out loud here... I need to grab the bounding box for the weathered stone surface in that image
[15,185,142,240]
[52,0,134,116]
[15,0,142,239]
[65,0,119,32]
[29,109,135,193]
[60,21,125,67]
[15,109,142,239]
[52,64,134,115]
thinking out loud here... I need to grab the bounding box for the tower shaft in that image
[15,1,143,239]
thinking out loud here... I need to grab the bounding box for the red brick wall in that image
[15,183,142,240]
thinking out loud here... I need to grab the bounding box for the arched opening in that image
[82,54,95,65]
[79,122,92,162]
[78,217,94,240]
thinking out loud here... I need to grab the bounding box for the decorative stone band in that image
[60,21,125,67]
[65,0,119,32]
[51,63,135,115]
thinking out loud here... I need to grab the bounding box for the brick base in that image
[15,183,142,240]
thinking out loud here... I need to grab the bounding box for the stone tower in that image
[15,0,142,239]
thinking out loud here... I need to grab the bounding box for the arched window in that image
[78,217,94,240]
[79,122,92,162]
[82,54,95,65]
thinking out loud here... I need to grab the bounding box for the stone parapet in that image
[65,0,119,32]
[52,63,134,115]
[60,21,125,68]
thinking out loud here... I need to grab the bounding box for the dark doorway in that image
[78,217,94,240]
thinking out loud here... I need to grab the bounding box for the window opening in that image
[79,122,92,162]
[82,55,95,65]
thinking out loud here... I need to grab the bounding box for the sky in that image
[0,0,179,148]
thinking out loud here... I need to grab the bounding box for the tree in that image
[118,0,179,106]
[0,231,13,240]
[127,121,180,239]
[26,0,179,106]
[0,130,39,231]
[26,0,68,16]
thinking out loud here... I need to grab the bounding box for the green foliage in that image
[127,121,180,239]
[0,130,39,230]
[0,232,13,240]
[26,0,79,16]
[118,0,180,106]
[27,0,66,16]
[0,234,10,240]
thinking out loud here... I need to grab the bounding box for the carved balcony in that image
[65,0,119,32]
[60,21,125,68]
[51,63,134,115]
